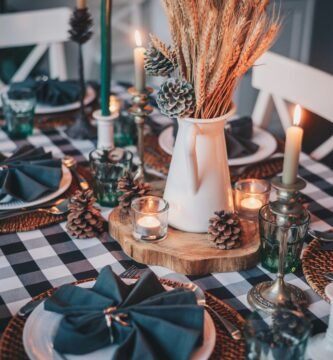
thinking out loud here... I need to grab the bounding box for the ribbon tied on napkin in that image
[0,145,62,203]
[10,76,81,106]
[44,266,204,360]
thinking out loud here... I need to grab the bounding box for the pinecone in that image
[208,211,242,250]
[117,173,151,213]
[66,190,104,239]
[144,43,176,77]
[156,78,195,118]
[69,8,93,44]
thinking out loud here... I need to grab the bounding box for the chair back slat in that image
[252,52,333,123]
[252,51,333,160]
[0,8,71,48]
[0,7,71,81]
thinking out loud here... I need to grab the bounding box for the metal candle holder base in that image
[128,87,153,181]
[247,176,309,313]
[248,277,307,313]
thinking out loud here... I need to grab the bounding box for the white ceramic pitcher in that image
[164,104,236,233]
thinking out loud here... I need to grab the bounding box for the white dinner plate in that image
[158,126,277,166]
[0,165,72,210]
[23,280,216,360]
[0,85,96,115]
[35,85,96,114]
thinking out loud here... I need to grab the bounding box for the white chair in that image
[0,7,71,83]
[252,51,333,161]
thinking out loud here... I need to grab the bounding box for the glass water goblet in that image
[1,88,36,139]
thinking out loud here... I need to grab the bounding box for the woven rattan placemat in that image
[0,167,91,234]
[302,240,333,303]
[0,277,245,360]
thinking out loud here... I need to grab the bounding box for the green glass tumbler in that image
[1,88,36,139]
[113,110,137,148]
[244,309,311,360]
[89,148,133,207]
[259,204,310,273]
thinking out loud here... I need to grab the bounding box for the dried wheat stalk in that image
[157,0,280,119]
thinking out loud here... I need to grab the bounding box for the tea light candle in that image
[136,216,161,237]
[241,197,263,211]
[131,196,169,241]
[234,179,270,219]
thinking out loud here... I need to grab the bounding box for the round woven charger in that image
[0,278,246,360]
[302,240,333,303]
[0,167,91,234]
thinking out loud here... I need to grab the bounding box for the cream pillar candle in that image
[134,30,146,92]
[282,104,304,185]
[76,0,86,9]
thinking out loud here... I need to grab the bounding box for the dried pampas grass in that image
[153,0,280,119]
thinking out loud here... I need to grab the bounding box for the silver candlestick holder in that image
[247,176,310,313]
[128,87,153,181]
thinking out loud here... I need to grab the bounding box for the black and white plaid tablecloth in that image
[0,84,332,338]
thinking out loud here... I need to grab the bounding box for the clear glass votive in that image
[131,196,169,242]
[244,308,312,360]
[234,179,271,219]
[1,88,36,139]
[89,148,133,207]
[259,204,310,273]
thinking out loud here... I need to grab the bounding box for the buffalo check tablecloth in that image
[0,83,333,339]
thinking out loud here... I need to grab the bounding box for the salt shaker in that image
[306,283,333,359]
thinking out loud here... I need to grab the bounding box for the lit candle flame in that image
[293,104,302,126]
[134,30,142,47]
[109,95,120,113]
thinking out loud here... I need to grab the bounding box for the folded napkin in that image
[10,77,81,106]
[0,145,62,203]
[45,266,204,360]
[171,116,259,159]
[225,116,259,159]
[319,242,333,251]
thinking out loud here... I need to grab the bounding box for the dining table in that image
[0,82,332,358]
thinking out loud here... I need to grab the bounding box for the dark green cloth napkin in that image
[0,145,62,202]
[171,116,259,159]
[10,77,80,106]
[44,266,204,360]
[226,116,259,159]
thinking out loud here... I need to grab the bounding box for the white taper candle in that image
[134,30,146,92]
[282,105,304,185]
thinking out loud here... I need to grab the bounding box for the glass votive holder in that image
[234,179,271,219]
[131,196,169,242]
[244,308,312,360]
[1,88,36,139]
[259,204,310,273]
[89,148,133,207]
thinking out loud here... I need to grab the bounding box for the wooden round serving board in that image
[109,207,260,275]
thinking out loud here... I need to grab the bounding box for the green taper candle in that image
[100,0,112,116]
